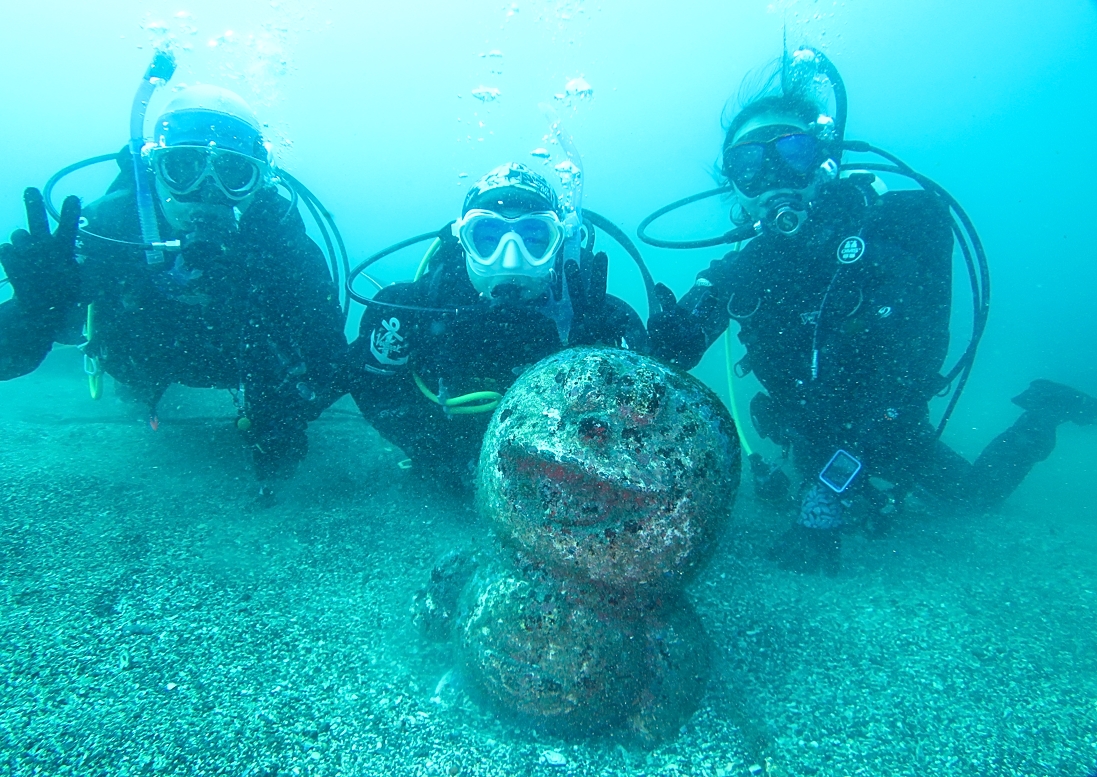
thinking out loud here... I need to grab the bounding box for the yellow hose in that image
[413,371,502,415]
[724,329,753,457]
[85,304,103,400]
[414,238,442,282]
[397,238,502,415]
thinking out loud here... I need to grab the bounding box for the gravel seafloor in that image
[1,351,1096,777]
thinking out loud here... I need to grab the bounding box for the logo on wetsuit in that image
[369,317,409,367]
[837,236,866,264]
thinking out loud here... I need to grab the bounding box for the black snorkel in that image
[800,46,847,147]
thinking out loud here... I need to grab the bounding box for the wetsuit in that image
[348,230,647,488]
[650,176,1063,511]
[0,156,347,481]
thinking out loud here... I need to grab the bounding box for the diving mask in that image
[723,132,822,198]
[452,209,567,302]
[453,209,566,265]
[149,145,268,202]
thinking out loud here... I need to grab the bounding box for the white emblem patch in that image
[369,317,409,366]
[837,236,866,264]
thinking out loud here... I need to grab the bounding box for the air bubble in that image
[472,86,501,102]
[565,76,593,99]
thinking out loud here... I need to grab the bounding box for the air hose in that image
[724,330,753,457]
[635,140,989,439]
[412,372,501,415]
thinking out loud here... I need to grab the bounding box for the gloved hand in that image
[564,251,608,339]
[767,482,843,576]
[0,188,81,320]
[647,283,706,368]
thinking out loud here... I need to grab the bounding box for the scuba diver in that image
[643,49,1096,575]
[0,58,347,495]
[347,162,647,490]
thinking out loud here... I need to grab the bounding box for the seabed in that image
[1,349,1095,776]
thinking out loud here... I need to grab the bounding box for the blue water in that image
[1,2,1096,774]
[3,1,1095,451]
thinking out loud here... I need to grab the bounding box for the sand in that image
[1,349,1095,776]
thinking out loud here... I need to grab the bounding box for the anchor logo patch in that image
[369,317,409,366]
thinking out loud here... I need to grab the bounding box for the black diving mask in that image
[723,132,821,198]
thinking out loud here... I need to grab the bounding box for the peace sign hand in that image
[0,188,81,317]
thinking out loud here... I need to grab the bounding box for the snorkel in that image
[771,46,845,235]
[130,48,176,264]
[737,45,845,237]
[541,112,583,343]
[554,122,584,267]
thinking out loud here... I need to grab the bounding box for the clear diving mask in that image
[149,145,269,203]
[452,209,567,302]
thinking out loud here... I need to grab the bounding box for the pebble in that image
[541,750,567,767]
[122,623,155,636]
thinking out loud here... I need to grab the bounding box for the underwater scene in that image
[1,1,1096,775]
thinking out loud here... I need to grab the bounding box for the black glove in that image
[0,188,81,321]
[238,186,290,233]
[647,283,706,368]
[564,251,608,338]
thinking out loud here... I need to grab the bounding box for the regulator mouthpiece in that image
[769,201,808,235]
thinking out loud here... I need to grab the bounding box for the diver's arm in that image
[349,282,417,382]
[346,281,436,452]
[648,250,742,369]
[0,189,83,379]
[0,301,58,379]
[597,295,649,353]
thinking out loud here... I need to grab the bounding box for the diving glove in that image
[0,188,81,320]
[564,251,609,341]
[647,283,706,368]
[749,452,791,506]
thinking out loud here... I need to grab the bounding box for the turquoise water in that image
[1,2,1096,775]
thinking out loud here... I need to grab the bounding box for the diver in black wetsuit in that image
[647,52,1096,574]
[0,85,346,491]
[348,163,647,490]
